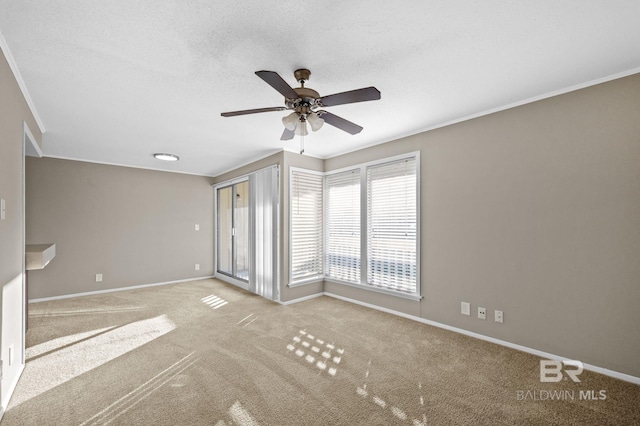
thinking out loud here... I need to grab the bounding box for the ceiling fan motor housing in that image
[285,69,320,115]
[287,87,320,114]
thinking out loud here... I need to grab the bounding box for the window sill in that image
[323,278,423,301]
[288,278,324,288]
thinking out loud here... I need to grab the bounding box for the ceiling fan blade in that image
[319,87,381,107]
[280,128,295,140]
[255,70,299,99]
[319,111,363,135]
[221,107,287,117]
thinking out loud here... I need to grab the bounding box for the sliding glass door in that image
[217,180,249,282]
[215,165,280,300]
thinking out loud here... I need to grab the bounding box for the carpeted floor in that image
[3,278,639,425]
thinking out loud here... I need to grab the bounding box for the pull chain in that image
[298,117,306,154]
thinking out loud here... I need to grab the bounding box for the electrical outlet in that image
[478,307,486,320]
[495,310,504,323]
[96,273,103,282]
[461,302,470,316]
[195,264,200,271]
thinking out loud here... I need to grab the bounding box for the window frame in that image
[325,167,362,284]
[288,167,325,287]
[366,157,418,294]
[288,152,421,301]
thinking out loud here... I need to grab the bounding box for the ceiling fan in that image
[221,69,380,152]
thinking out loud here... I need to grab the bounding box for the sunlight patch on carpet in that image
[237,313,258,328]
[357,359,427,425]
[215,401,260,426]
[80,352,198,425]
[10,315,176,408]
[26,326,117,360]
[201,294,228,310]
[286,330,344,376]
[29,307,145,318]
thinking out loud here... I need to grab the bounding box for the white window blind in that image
[290,169,324,282]
[325,169,361,283]
[367,158,417,294]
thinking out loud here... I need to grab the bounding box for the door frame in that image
[22,122,41,350]
[0,123,40,417]
[214,177,250,290]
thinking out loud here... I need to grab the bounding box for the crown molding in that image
[0,29,46,134]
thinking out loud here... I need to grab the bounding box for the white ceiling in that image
[2,1,640,177]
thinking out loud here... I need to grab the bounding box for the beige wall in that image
[215,74,640,376]
[0,46,42,410]
[324,73,640,377]
[25,157,214,299]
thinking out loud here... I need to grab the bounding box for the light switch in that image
[1,198,5,220]
[195,224,200,231]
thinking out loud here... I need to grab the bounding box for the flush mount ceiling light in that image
[153,153,179,161]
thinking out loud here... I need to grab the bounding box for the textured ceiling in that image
[2,1,640,177]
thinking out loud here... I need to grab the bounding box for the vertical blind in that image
[367,158,417,294]
[325,169,361,283]
[249,165,279,301]
[290,169,324,282]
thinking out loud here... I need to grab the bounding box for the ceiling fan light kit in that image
[307,112,324,132]
[282,112,299,131]
[221,68,380,154]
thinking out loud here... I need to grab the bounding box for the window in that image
[325,169,361,283]
[289,153,419,299]
[367,158,417,294]
[290,169,324,283]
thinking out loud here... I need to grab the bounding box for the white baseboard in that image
[28,276,215,303]
[284,291,640,385]
[278,292,325,305]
